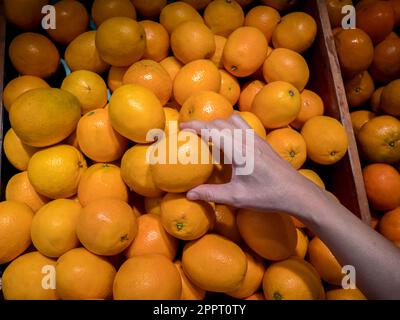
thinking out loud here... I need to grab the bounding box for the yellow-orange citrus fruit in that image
[182,234,247,292]
[160,56,183,81]
[164,107,180,135]
[301,116,349,165]
[251,81,301,129]
[139,20,170,62]
[204,0,245,37]
[223,26,268,77]
[236,111,267,140]
[214,204,241,243]
[5,171,49,212]
[109,84,166,143]
[95,17,146,67]
[265,127,307,169]
[144,196,163,215]
[77,108,129,162]
[350,110,375,136]
[123,59,173,106]
[210,35,227,68]
[291,89,324,130]
[237,209,297,260]
[380,79,400,116]
[263,48,310,91]
[121,144,164,197]
[92,0,136,27]
[76,198,137,256]
[298,169,326,188]
[326,288,367,300]
[131,0,167,19]
[2,251,58,300]
[107,66,128,92]
[294,228,309,259]
[4,0,48,30]
[56,247,116,300]
[3,75,49,112]
[10,88,81,147]
[9,32,60,78]
[159,1,203,34]
[160,193,215,240]
[219,69,241,105]
[0,200,34,265]
[113,254,182,300]
[244,5,280,43]
[149,131,214,193]
[174,260,206,300]
[344,71,375,108]
[238,80,265,112]
[78,163,129,206]
[31,199,81,258]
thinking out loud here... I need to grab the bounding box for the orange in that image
[210,35,227,68]
[291,216,306,229]
[334,28,374,78]
[3,128,40,171]
[350,110,376,136]
[173,59,221,105]
[159,2,203,34]
[124,213,178,260]
[2,252,58,300]
[182,234,247,292]
[265,127,307,169]
[131,0,167,19]
[171,21,216,64]
[227,250,265,299]
[160,56,183,81]
[389,0,400,25]
[356,0,395,44]
[4,0,48,30]
[77,108,129,162]
[291,89,324,130]
[214,204,241,243]
[298,169,326,188]
[251,81,301,129]
[5,171,49,212]
[308,237,343,285]
[379,207,400,241]
[179,91,234,122]
[244,6,280,43]
[46,0,89,45]
[272,12,317,53]
[144,196,163,215]
[294,228,309,259]
[236,111,267,140]
[78,163,129,206]
[223,26,268,77]
[344,71,375,108]
[92,0,136,27]
[3,75,49,112]
[149,131,214,193]
[182,0,212,9]
[108,84,165,143]
[122,60,173,106]
[9,32,60,78]
[164,107,180,135]
[263,256,324,300]
[245,293,265,300]
[95,17,146,67]
[28,145,87,199]
[121,144,164,197]
[325,0,353,28]
[65,31,110,74]
[263,48,310,91]
[363,164,400,211]
[301,116,349,165]
[107,66,128,92]
[238,79,265,112]
[160,193,215,240]
[237,209,297,260]
[357,115,400,163]
[139,20,170,62]
[56,247,116,300]
[113,254,182,300]
[206,162,233,184]
[370,38,400,82]
[61,70,108,114]
[260,0,298,11]
[326,288,367,300]
[0,200,34,265]
[174,260,206,300]
[77,198,137,256]
[380,80,400,116]
[31,199,81,258]
[204,0,244,37]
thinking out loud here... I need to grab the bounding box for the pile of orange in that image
[328,0,400,246]
[1,0,362,301]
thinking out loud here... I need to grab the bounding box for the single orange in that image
[91,0,136,27]
[291,89,324,130]
[139,20,170,62]
[210,35,227,68]
[344,71,375,108]
[244,5,280,43]
[379,207,400,241]
[238,80,265,112]
[159,1,203,34]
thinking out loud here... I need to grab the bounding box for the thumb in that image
[186,184,232,204]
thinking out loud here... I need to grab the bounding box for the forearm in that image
[293,184,400,300]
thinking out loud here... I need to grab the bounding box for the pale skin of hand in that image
[180,114,400,300]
